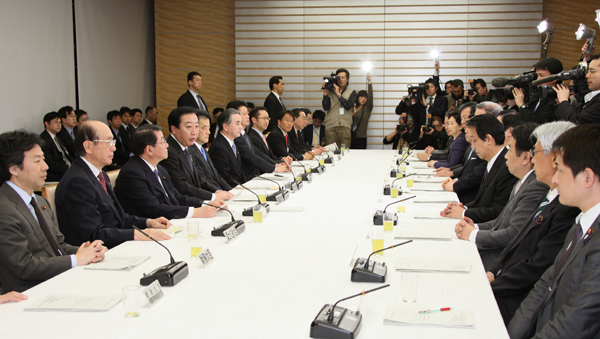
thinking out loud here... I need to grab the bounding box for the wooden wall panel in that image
[155,0,236,135]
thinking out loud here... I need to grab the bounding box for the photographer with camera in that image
[449,79,468,109]
[383,114,419,150]
[395,78,447,132]
[351,73,373,149]
[468,79,491,103]
[513,57,563,123]
[553,54,600,125]
[418,115,448,150]
[322,68,357,148]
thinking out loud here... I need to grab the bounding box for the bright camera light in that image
[576,24,596,40]
[537,20,548,33]
[362,61,372,72]
[430,50,439,59]
[596,9,600,25]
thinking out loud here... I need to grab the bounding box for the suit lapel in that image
[168,136,199,186]
[75,159,122,222]
[505,197,557,256]
[472,148,506,203]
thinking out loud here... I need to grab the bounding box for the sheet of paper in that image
[260,174,289,182]
[384,307,474,328]
[237,181,278,190]
[394,257,471,272]
[24,295,122,312]
[413,195,457,203]
[231,189,260,202]
[412,176,445,183]
[394,230,451,240]
[161,225,181,235]
[268,205,305,212]
[410,183,445,192]
[323,143,338,152]
[412,213,447,220]
[409,162,430,169]
[407,168,436,175]
[85,256,150,270]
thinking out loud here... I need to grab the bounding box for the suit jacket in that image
[159,135,214,201]
[208,133,246,187]
[303,123,325,147]
[189,143,232,192]
[248,127,280,162]
[40,130,74,181]
[475,172,550,270]
[56,126,76,158]
[451,145,488,204]
[266,126,295,159]
[464,147,518,223]
[433,132,468,169]
[234,132,276,178]
[110,126,131,166]
[55,157,148,249]
[554,93,600,125]
[119,125,132,149]
[519,98,557,124]
[288,128,312,157]
[508,214,600,339]
[114,156,203,219]
[427,94,449,120]
[177,90,207,110]
[489,196,579,325]
[264,92,285,133]
[139,119,151,126]
[0,184,78,292]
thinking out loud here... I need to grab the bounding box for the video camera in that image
[322,73,340,91]
[490,71,539,103]
[403,83,430,103]
[533,65,589,102]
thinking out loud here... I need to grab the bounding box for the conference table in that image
[0,150,509,339]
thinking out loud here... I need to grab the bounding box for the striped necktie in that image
[534,197,550,218]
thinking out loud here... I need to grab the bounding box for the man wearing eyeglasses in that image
[55,121,172,249]
[554,54,600,125]
[248,106,292,165]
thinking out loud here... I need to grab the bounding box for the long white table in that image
[0,150,509,339]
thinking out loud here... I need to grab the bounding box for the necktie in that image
[262,134,269,149]
[232,143,237,158]
[285,134,288,147]
[153,169,170,202]
[534,197,550,219]
[428,97,434,105]
[30,198,63,256]
[54,135,71,166]
[69,129,74,140]
[279,97,286,110]
[183,148,194,172]
[200,146,207,161]
[482,168,489,183]
[115,131,122,145]
[532,100,541,113]
[196,95,206,111]
[97,173,108,194]
[243,133,253,149]
[313,128,319,147]
[551,223,583,286]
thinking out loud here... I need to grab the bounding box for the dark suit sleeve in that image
[159,152,213,201]
[266,132,289,158]
[264,94,282,133]
[491,205,578,295]
[453,159,486,194]
[434,135,467,168]
[465,168,518,222]
[40,137,69,177]
[235,137,275,174]
[554,96,600,125]
[395,100,409,115]
[208,144,237,188]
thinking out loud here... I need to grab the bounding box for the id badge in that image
[339,107,344,115]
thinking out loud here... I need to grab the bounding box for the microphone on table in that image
[290,154,313,183]
[322,151,335,164]
[284,162,304,192]
[373,195,415,225]
[309,284,390,339]
[258,176,290,203]
[382,176,407,195]
[232,180,271,217]
[133,226,188,287]
[391,151,412,177]
[203,201,246,237]
[351,240,413,283]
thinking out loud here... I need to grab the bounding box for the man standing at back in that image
[177,71,208,112]
[264,76,285,133]
[322,68,356,148]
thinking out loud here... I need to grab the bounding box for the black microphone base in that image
[211,220,246,236]
[396,159,410,166]
[333,149,341,155]
[383,185,390,195]
[312,165,326,174]
[302,172,313,182]
[242,202,270,217]
[310,304,362,339]
[324,158,334,164]
[373,210,398,225]
[267,190,290,203]
[351,258,387,283]
[291,181,303,192]
[140,261,188,287]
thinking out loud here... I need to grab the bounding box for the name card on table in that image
[143,280,165,308]
[223,226,239,242]
[197,248,215,268]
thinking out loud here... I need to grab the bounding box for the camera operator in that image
[553,54,600,125]
[513,57,563,123]
[322,68,357,148]
[383,114,419,150]
[468,79,491,103]
[395,78,447,130]
[449,79,468,109]
[417,115,450,158]
[421,78,448,120]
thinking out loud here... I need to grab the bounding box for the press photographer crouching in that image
[383,114,418,150]
[416,115,448,151]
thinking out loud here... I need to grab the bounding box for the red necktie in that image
[97,173,108,194]
[285,134,288,146]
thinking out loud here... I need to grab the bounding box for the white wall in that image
[0,0,155,134]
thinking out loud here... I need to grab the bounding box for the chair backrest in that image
[106,169,121,187]
[40,184,59,230]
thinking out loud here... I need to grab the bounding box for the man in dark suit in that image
[55,121,171,249]
[508,124,600,339]
[107,110,131,166]
[140,105,158,126]
[480,121,578,325]
[114,125,220,220]
[226,100,289,178]
[515,57,563,124]
[209,107,224,145]
[454,123,550,270]
[159,107,233,202]
[40,112,74,181]
[177,71,208,112]
[192,110,234,192]
[264,75,286,133]
[267,110,306,160]
[208,108,247,187]
[56,105,77,157]
[0,130,106,292]
[119,106,134,138]
[553,55,600,125]
[129,108,143,132]
[288,108,324,157]
[441,114,518,222]
[248,106,292,165]
[304,110,326,148]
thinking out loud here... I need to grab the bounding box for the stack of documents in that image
[85,256,150,270]
[412,176,445,183]
[25,295,122,312]
[384,307,474,328]
[413,194,457,204]
[394,230,451,240]
[394,258,471,272]
[410,183,445,192]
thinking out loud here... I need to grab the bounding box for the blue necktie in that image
[232,143,237,158]
[200,146,207,161]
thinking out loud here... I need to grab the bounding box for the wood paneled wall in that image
[154,0,236,134]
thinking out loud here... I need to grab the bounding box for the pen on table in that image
[419,307,452,314]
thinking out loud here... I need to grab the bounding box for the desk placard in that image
[224,226,239,242]
[197,248,215,268]
[143,280,164,308]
